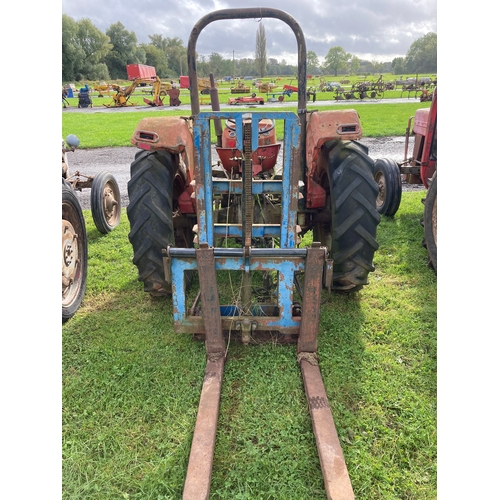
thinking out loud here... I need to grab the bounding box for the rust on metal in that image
[177,8,357,498]
[208,73,223,147]
[195,244,225,353]
[183,356,225,500]
[297,243,326,353]
[300,356,355,500]
[131,116,195,165]
[173,316,301,336]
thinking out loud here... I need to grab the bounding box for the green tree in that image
[255,23,267,78]
[196,55,209,78]
[392,57,405,74]
[236,58,256,77]
[306,51,320,73]
[349,55,360,75]
[267,57,279,76]
[164,37,186,77]
[105,22,138,79]
[371,61,384,73]
[72,18,112,80]
[219,58,234,77]
[323,46,351,76]
[208,52,224,77]
[405,32,437,73]
[62,14,84,81]
[148,35,186,77]
[148,34,168,52]
[139,43,171,77]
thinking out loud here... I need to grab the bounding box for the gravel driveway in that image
[67,137,424,210]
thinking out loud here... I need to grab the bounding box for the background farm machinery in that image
[373,88,437,270]
[230,81,251,93]
[312,75,435,101]
[397,76,437,99]
[329,76,394,100]
[103,76,182,107]
[62,134,122,322]
[62,135,121,235]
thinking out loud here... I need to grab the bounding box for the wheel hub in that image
[62,219,79,294]
[375,172,386,208]
[103,184,119,222]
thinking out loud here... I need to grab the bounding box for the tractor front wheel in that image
[373,158,402,216]
[314,141,381,292]
[90,171,121,233]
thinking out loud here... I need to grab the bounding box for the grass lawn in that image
[62,100,432,148]
[62,190,437,499]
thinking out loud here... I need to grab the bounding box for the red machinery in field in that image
[373,88,437,270]
[283,84,299,92]
[126,64,156,80]
[228,94,264,105]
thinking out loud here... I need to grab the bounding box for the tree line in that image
[62,14,437,82]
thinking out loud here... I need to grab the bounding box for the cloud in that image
[62,0,436,63]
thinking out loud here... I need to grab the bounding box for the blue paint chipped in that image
[174,110,308,332]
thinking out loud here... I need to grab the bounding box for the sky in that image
[61,0,437,65]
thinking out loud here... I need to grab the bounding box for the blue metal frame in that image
[170,111,306,333]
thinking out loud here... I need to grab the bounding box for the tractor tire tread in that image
[328,141,380,291]
[127,151,176,296]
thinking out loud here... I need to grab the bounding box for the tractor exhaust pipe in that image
[209,73,223,147]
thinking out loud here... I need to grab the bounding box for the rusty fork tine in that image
[183,355,225,500]
[300,356,355,500]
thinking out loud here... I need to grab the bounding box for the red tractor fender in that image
[420,88,437,188]
[131,116,196,213]
[305,110,362,208]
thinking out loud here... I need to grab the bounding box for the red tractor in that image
[125,8,381,497]
[373,88,437,270]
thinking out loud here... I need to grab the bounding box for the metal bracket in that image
[162,247,171,284]
[196,243,225,354]
[235,318,257,345]
[323,258,333,288]
[297,242,326,354]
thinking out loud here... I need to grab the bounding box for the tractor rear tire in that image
[373,158,402,216]
[90,171,121,234]
[127,151,177,296]
[62,181,88,322]
[423,173,437,272]
[314,141,380,292]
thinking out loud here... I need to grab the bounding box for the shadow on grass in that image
[63,193,436,499]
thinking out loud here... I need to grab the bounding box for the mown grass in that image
[62,191,436,499]
[62,101,431,148]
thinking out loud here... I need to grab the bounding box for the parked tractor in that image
[126,7,381,498]
[62,134,122,321]
[62,136,121,235]
[62,135,87,322]
[373,88,437,270]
